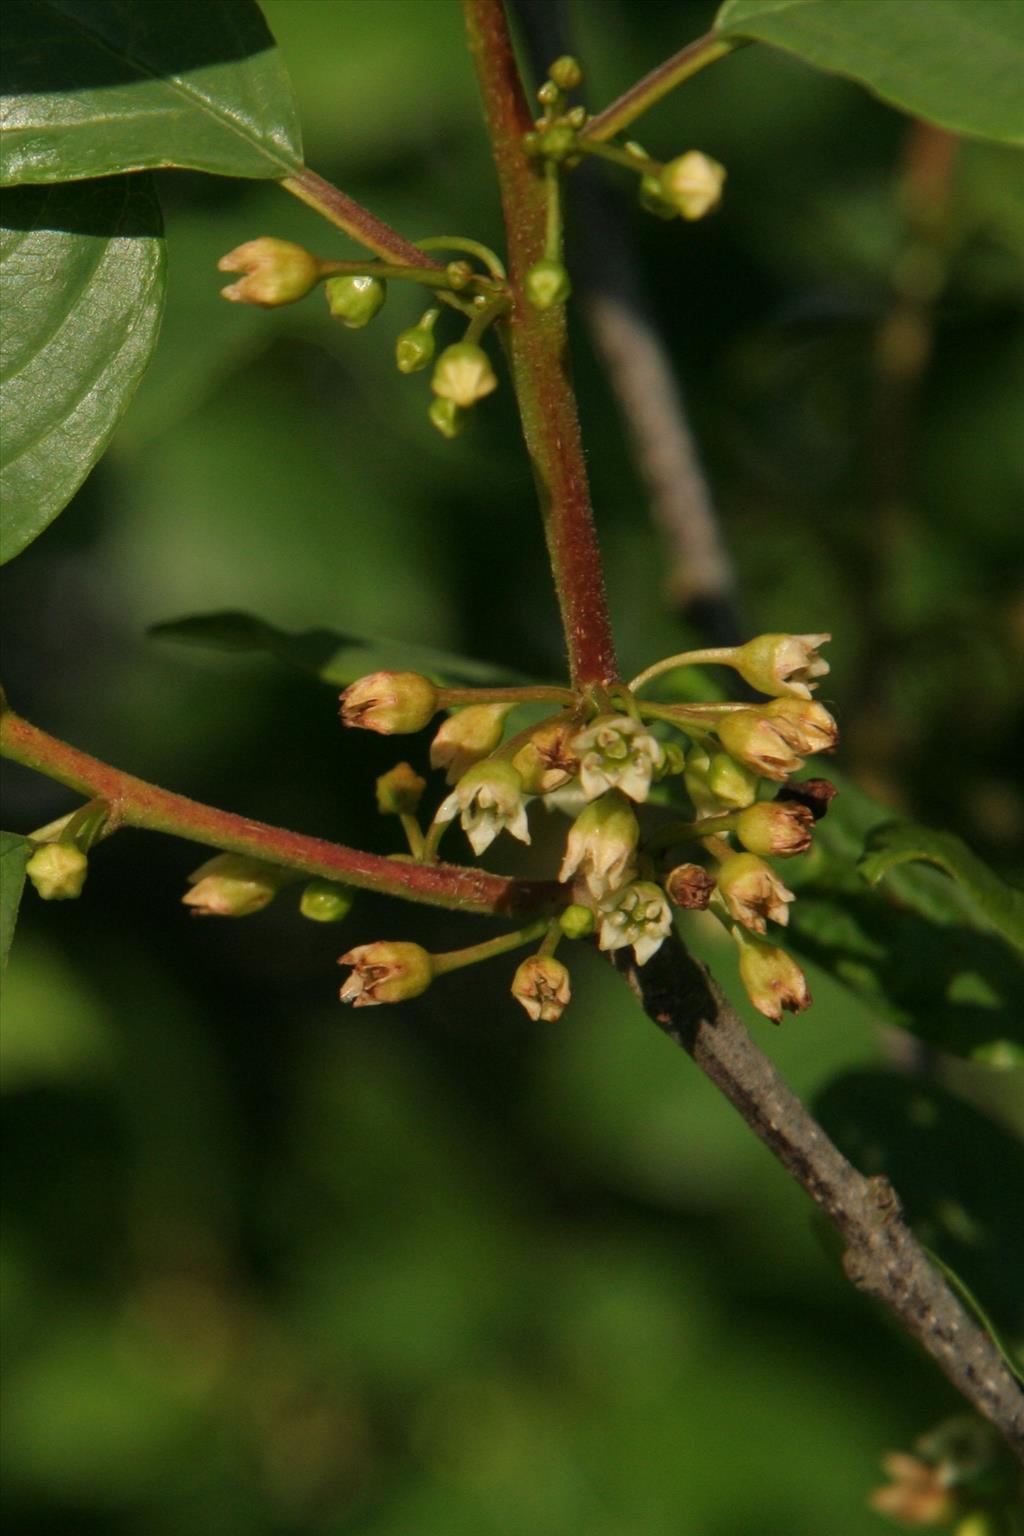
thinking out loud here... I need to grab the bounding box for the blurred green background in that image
[2,1,1023,1531]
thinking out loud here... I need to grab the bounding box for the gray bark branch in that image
[611,934,1024,1462]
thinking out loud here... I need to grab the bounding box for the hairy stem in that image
[612,935,1024,1460]
[582,33,741,145]
[281,167,440,266]
[0,709,557,919]
[461,0,619,689]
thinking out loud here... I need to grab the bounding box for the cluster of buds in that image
[217,236,509,441]
[522,54,725,238]
[335,631,836,1024]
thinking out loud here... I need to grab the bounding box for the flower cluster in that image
[334,632,837,1024]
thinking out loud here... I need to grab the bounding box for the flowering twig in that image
[461,0,619,688]
[0,708,556,919]
[611,934,1024,1461]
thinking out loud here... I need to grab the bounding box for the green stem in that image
[399,814,426,859]
[636,702,722,737]
[630,647,737,692]
[543,160,562,262]
[0,708,556,919]
[416,235,508,279]
[464,295,512,345]
[318,259,502,295]
[582,33,742,145]
[432,919,548,974]
[576,139,660,177]
[462,0,620,689]
[647,813,734,853]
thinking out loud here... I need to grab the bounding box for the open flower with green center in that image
[435,759,530,855]
[597,880,673,965]
[559,790,639,899]
[572,714,664,803]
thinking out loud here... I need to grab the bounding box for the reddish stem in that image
[281,167,442,269]
[1,710,556,919]
[461,0,619,689]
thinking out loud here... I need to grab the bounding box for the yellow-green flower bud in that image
[559,791,639,900]
[735,932,812,1023]
[716,711,804,782]
[732,633,830,700]
[431,342,498,408]
[539,125,576,162]
[26,842,88,901]
[511,954,572,1021]
[735,801,814,858]
[548,56,582,92]
[717,852,794,935]
[340,672,438,735]
[396,324,437,373]
[445,260,474,291]
[659,152,726,222]
[430,705,513,785]
[526,259,572,312]
[761,697,838,754]
[653,741,687,782]
[638,174,679,221]
[664,863,715,910]
[339,941,434,1006]
[183,853,288,917]
[707,751,759,809]
[429,397,467,438]
[559,903,596,939]
[218,238,319,307]
[300,880,355,923]
[512,720,577,795]
[325,273,387,328]
[376,762,427,814]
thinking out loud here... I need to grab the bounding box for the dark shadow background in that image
[2,2,1022,1531]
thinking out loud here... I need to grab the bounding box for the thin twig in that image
[0,708,557,919]
[611,933,1024,1461]
[461,0,620,689]
[582,32,741,146]
[511,0,744,646]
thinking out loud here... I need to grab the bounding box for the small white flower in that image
[571,714,664,803]
[559,791,639,899]
[597,880,673,966]
[435,759,530,855]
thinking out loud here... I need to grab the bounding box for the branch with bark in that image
[612,935,1024,1458]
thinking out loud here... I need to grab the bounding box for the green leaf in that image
[783,770,1024,1067]
[1,0,302,185]
[1,831,31,971]
[0,177,165,564]
[715,0,1024,148]
[148,610,537,689]
[860,822,1024,952]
